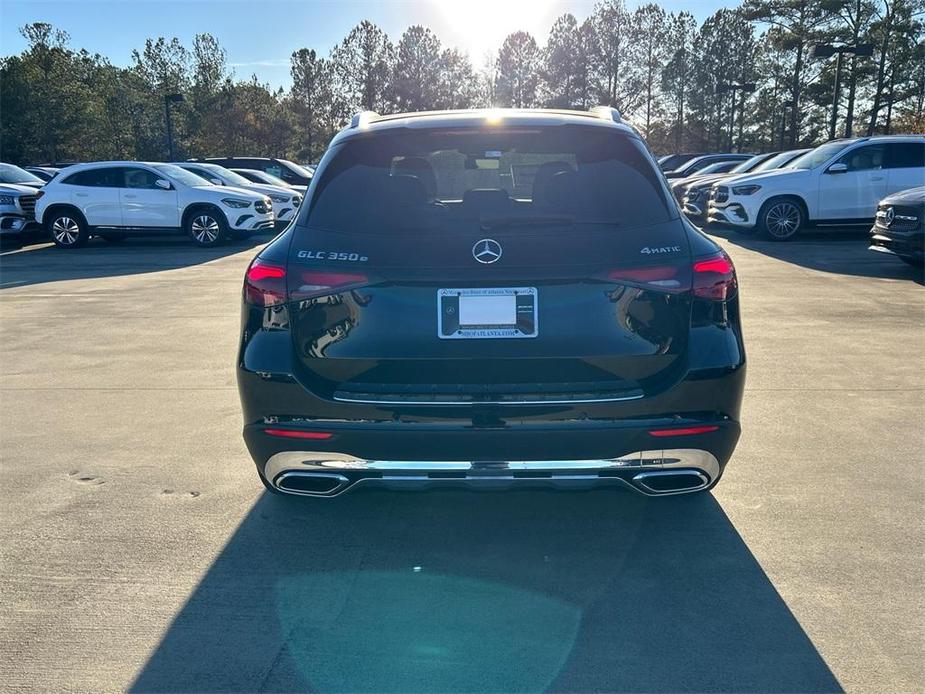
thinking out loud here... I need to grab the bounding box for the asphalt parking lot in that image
[1,229,922,692]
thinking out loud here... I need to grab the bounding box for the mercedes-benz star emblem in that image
[884,207,894,225]
[473,238,502,264]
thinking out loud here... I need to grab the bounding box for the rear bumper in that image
[261,448,724,497]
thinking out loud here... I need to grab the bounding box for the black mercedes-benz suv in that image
[237,108,745,498]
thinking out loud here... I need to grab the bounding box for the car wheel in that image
[47,211,89,248]
[759,198,803,241]
[186,209,227,247]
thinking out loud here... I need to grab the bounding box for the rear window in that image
[303,125,671,234]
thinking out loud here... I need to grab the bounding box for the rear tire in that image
[47,210,89,248]
[757,197,804,241]
[185,208,227,247]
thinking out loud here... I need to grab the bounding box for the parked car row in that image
[0,156,313,248]
[663,135,924,265]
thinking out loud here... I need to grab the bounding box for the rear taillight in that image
[293,270,370,299]
[607,266,685,292]
[244,259,286,306]
[692,253,737,301]
[606,252,736,301]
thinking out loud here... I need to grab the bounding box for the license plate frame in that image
[437,287,538,339]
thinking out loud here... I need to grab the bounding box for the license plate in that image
[438,287,538,339]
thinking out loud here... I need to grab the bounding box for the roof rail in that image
[590,105,622,123]
[350,111,380,129]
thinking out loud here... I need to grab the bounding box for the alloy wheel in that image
[191,215,221,243]
[52,217,80,245]
[765,202,801,240]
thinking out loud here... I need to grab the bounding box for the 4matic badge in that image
[640,245,682,255]
[297,250,369,262]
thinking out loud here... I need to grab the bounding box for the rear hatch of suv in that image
[276,124,722,405]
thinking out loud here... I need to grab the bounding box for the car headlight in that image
[731,184,761,195]
[0,195,15,205]
[268,193,289,203]
[292,195,302,207]
[221,198,252,208]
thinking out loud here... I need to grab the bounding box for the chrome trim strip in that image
[331,392,645,406]
[264,449,721,498]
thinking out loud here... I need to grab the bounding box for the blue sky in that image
[1,0,723,89]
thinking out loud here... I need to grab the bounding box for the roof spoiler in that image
[590,106,623,123]
[350,111,380,129]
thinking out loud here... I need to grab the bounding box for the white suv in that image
[707,136,925,240]
[173,162,302,229]
[35,162,275,248]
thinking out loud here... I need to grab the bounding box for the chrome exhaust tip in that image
[274,472,350,497]
[632,470,710,495]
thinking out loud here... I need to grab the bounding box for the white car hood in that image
[0,183,41,195]
[193,185,267,202]
[236,182,297,198]
[722,168,810,187]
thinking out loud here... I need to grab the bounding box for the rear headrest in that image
[544,170,584,211]
[392,157,437,198]
[533,160,573,206]
[384,174,428,206]
[462,188,513,213]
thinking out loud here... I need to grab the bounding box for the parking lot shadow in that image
[0,234,274,290]
[705,226,923,284]
[132,489,841,693]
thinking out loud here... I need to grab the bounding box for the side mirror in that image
[826,162,848,174]
[210,178,223,186]
[155,178,172,190]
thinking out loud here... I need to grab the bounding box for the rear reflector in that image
[264,428,333,440]
[648,425,719,437]
[244,259,287,306]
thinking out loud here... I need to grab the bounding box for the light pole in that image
[780,100,796,150]
[810,43,873,140]
[716,82,756,151]
[164,93,184,160]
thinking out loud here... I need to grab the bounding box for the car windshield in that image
[0,163,43,184]
[695,162,733,175]
[235,169,289,187]
[204,164,254,187]
[279,159,313,178]
[305,125,672,234]
[731,155,766,173]
[154,164,214,187]
[789,142,852,169]
[752,150,803,172]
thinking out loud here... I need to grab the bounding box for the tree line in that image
[1,0,923,166]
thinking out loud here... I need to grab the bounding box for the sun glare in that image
[433,0,559,63]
